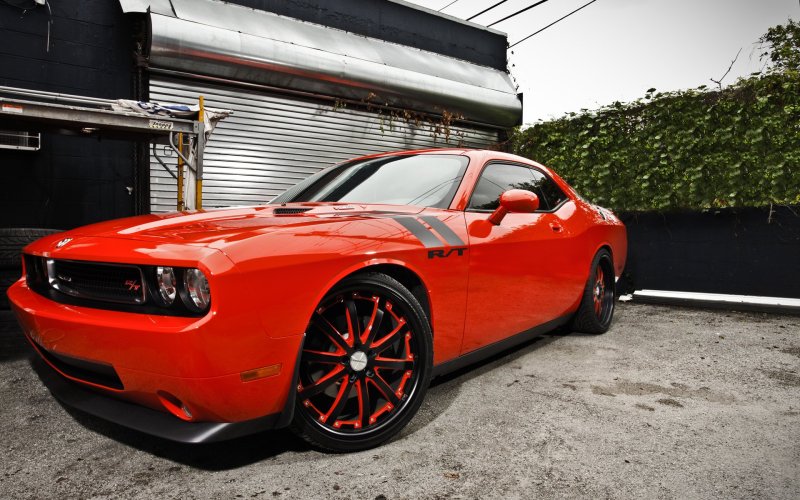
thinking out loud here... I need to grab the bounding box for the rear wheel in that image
[291,272,432,452]
[570,249,616,334]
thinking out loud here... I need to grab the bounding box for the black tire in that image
[291,272,433,452]
[0,228,61,268]
[570,249,616,334]
[0,268,21,310]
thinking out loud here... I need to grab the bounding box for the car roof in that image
[348,148,541,164]
[348,148,472,161]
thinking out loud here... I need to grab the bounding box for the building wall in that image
[224,0,508,71]
[0,0,510,229]
[0,0,134,229]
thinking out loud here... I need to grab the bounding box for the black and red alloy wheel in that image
[593,263,614,324]
[571,248,616,334]
[292,273,432,451]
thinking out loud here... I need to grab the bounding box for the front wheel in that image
[291,272,432,452]
[570,249,616,334]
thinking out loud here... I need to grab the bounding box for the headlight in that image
[156,266,177,305]
[182,268,211,312]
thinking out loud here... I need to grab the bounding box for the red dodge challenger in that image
[9,149,626,452]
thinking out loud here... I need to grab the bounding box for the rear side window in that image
[468,163,569,211]
[530,170,568,211]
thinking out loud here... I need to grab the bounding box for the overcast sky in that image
[406,0,800,125]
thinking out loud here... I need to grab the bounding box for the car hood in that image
[66,203,426,249]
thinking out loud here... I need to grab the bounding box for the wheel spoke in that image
[371,322,407,353]
[313,312,352,354]
[302,349,345,365]
[299,365,345,398]
[373,357,414,371]
[357,378,371,428]
[345,299,362,347]
[363,302,384,347]
[370,372,400,405]
[326,376,354,423]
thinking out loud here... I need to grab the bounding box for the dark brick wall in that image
[0,0,134,229]
[224,0,508,71]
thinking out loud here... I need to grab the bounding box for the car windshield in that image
[271,154,469,208]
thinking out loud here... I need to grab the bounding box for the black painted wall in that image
[225,0,508,71]
[620,206,800,298]
[0,0,135,229]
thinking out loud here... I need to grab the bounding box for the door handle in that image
[549,222,563,232]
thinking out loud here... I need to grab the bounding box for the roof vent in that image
[0,130,41,151]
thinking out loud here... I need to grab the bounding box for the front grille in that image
[31,337,124,390]
[273,207,311,215]
[46,259,145,305]
[24,255,205,317]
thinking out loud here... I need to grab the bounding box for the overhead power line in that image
[438,0,460,12]
[487,0,550,27]
[466,0,509,21]
[509,0,599,48]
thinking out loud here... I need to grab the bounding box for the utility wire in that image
[509,0,599,48]
[438,0,460,11]
[487,0,550,27]
[466,0,509,21]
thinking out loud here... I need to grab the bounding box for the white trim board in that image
[632,289,800,315]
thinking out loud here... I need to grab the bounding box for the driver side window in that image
[468,163,568,212]
[468,163,536,211]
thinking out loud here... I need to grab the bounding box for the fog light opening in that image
[157,391,193,421]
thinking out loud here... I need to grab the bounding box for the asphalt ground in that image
[1,303,798,499]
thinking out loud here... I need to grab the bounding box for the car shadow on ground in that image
[402,331,568,439]
[61,401,309,469]
[19,318,575,471]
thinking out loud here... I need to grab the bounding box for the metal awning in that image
[0,90,198,139]
[120,0,522,127]
[0,86,230,211]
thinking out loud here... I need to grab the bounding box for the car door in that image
[461,162,580,353]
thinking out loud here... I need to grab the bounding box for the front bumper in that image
[31,356,282,443]
[9,278,304,438]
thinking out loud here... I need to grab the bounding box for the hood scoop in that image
[273,207,312,215]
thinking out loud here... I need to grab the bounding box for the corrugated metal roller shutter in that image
[149,77,500,212]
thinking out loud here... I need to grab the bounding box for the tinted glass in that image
[468,163,535,210]
[530,170,568,210]
[468,163,568,211]
[271,154,469,208]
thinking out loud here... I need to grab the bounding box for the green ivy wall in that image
[509,21,800,212]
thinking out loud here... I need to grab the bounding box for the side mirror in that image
[487,189,539,225]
